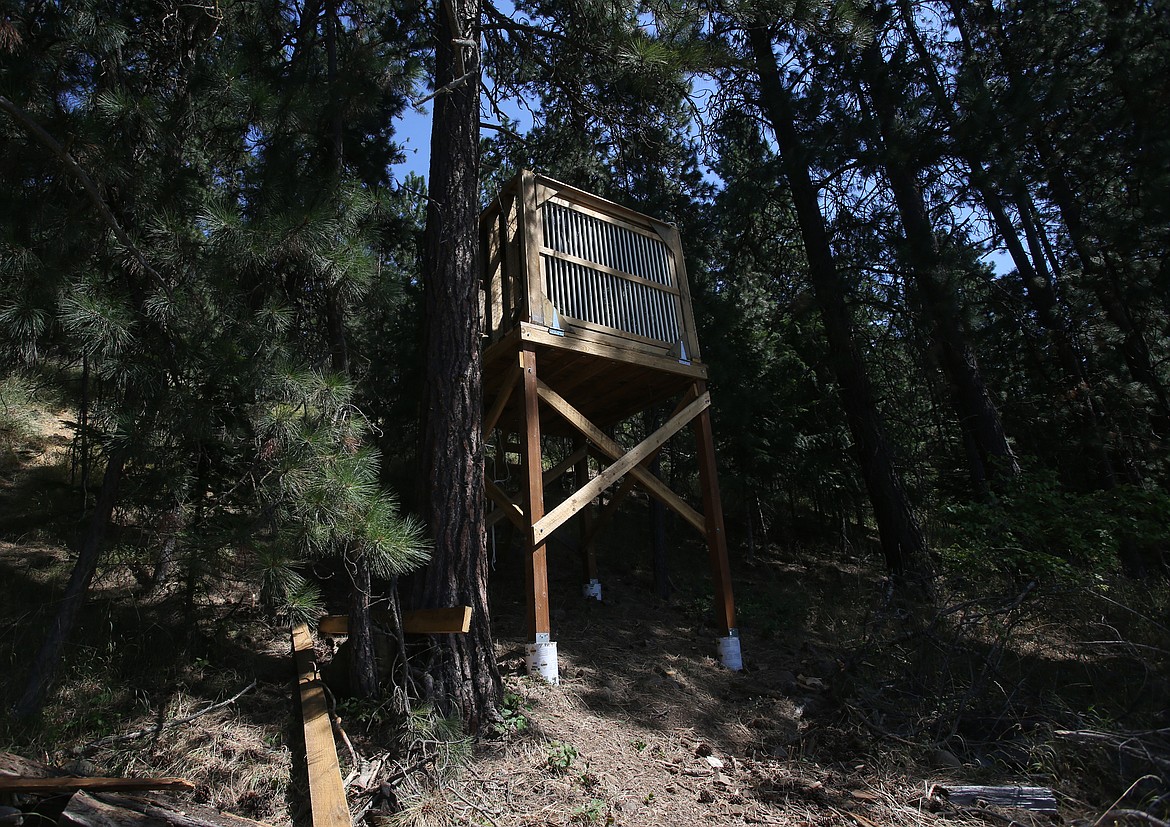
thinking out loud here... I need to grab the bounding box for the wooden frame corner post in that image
[692,381,743,671]
[574,437,601,600]
[520,347,558,684]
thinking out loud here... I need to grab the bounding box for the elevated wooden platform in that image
[480,171,740,673]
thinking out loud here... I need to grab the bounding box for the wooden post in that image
[692,381,737,637]
[520,347,551,640]
[574,437,599,591]
[520,170,547,327]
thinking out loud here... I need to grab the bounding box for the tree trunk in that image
[347,550,380,698]
[858,39,1018,488]
[417,0,501,729]
[13,444,129,720]
[749,26,934,586]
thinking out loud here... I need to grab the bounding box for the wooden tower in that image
[480,170,741,681]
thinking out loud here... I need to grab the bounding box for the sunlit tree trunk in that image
[14,445,129,719]
[417,0,502,728]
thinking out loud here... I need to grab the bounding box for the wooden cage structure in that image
[480,170,741,677]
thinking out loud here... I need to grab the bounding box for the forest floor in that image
[2,404,1168,827]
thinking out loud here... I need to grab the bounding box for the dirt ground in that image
[2,411,1168,827]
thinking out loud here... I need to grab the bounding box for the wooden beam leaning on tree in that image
[317,607,473,637]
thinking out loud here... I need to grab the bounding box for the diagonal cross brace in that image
[485,445,589,529]
[485,478,525,529]
[533,382,710,540]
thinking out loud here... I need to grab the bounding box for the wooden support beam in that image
[578,388,699,547]
[535,381,709,536]
[317,607,472,637]
[520,348,551,639]
[518,323,707,379]
[485,479,525,529]
[574,439,598,584]
[0,777,195,794]
[543,445,588,488]
[533,389,710,540]
[485,446,585,530]
[403,607,473,635]
[692,382,736,636]
[483,364,520,437]
[521,172,546,326]
[291,624,351,827]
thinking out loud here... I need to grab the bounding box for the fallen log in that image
[0,777,194,794]
[59,790,273,827]
[0,753,57,780]
[936,784,1058,814]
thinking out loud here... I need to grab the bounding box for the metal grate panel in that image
[541,201,680,343]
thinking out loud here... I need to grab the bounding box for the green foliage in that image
[402,704,473,773]
[940,469,1170,581]
[0,374,43,449]
[570,798,608,824]
[493,690,531,735]
[255,369,429,620]
[546,739,579,773]
[335,696,395,730]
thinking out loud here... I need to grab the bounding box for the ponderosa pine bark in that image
[417,0,501,729]
[748,25,934,586]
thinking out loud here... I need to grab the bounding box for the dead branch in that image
[1054,730,1170,770]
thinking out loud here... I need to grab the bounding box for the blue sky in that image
[393,103,433,181]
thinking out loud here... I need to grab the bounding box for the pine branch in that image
[0,95,173,301]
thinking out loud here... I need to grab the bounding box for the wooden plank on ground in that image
[317,607,473,637]
[0,776,194,794]
[291,623,350,827]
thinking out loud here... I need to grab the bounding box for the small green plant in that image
[496,690,530,734]
[578,766,599,789]
[546,740,578,773]
[632,739,647,753]
[335,696,391,729]
[570,798,606,824]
